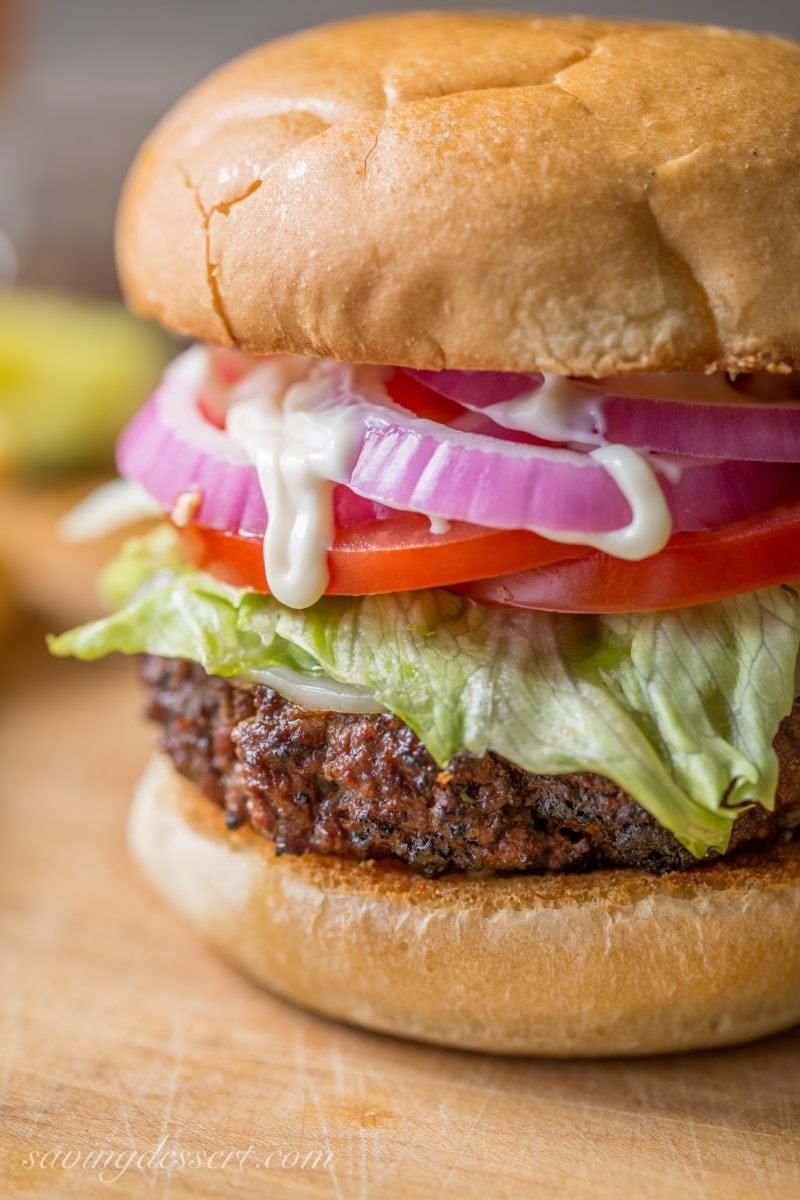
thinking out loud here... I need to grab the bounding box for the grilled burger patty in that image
[141,655,800,877]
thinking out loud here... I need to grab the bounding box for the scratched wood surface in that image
[2,548,800,1199]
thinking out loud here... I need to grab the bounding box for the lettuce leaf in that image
[49,528,800,858]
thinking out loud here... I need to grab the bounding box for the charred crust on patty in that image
[140,655,800,878]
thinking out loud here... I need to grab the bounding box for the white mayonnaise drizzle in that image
[238,665,382,714]
[560,444,672,559]
[483,370,754,451]
[484,374,607,444]
[477,374,693,558]
[225,358,381,609]
[476,377,674,559]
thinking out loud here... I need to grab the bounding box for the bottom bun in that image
[129,752,800,1057]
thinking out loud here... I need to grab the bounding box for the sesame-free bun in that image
[117,13,800,377]
[129,753,800,1057]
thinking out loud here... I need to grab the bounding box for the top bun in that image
[117,13,800,376]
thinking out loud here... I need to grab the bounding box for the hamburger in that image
[51,13,800,1056]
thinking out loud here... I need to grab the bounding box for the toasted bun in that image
[117,13,800,376]
[130,753,800,1057]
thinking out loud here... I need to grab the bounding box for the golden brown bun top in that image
[117,13,800,375]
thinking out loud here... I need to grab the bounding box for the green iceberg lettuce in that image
[49,527,800,859]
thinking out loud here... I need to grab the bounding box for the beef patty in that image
[141,655,800,877]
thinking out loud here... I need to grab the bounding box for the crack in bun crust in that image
[117,13,800,375]
[129,753,800,1057]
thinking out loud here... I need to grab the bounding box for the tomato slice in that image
[453,493,800,612]
[385,369,465,424]
[177,473,800,610]
[176,514,587,595]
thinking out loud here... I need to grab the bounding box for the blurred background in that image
[5,0,800,298]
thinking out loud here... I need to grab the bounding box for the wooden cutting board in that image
[2,613,800,1199]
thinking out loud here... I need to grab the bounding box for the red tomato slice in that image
[453,493,800,612]
[176,514,587,595]
[385,370,465,423]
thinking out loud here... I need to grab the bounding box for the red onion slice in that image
[408,368,544,407]
[117,355,392,535]
[404,367,800,462]
[590,389,800,462]
[117,351,800,566]
[344,407,796,541]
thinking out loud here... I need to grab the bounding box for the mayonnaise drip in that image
[225,358,372,610]
[482,369,754,448]
[548,444,672,559]
[482,375,674,559]
[484,375,606,444]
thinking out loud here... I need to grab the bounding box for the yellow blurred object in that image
[0,289,169,624]
[0,288,172,474]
